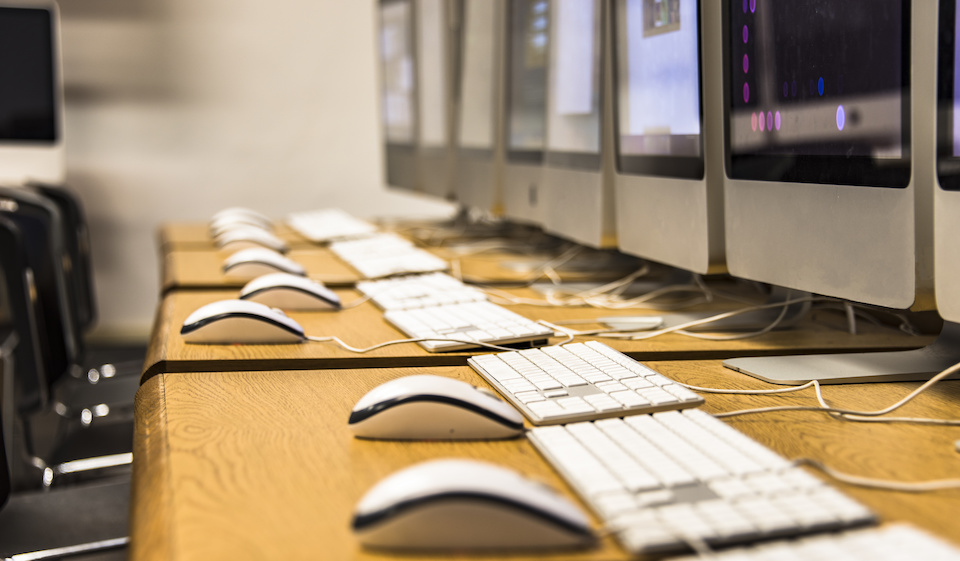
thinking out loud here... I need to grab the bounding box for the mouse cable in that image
[303,320,575,354]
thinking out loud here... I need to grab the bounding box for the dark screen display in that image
[726,0,910,187]
[0,8,57,142]
[937,0,960,190]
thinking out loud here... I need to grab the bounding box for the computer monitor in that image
[455,0,506,213]
[0,3,63,186]
[379,0,419,192]
[936,0,960,325]
[722,1,960,384]
[415,0,457,199]
[501,0,548,225]
[540,0,614,248]
[613,0,725,274]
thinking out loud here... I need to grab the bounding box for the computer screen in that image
[0,4,63,185]
[458,0,498,152]
[506,0,548,161]
[936,0,960,323]
[613,0,724,272]
[722,0,941,384]
[723,0,922,310]
[539,0,613,247]
[417,0,447,150]
[414,0,457,199]
[379,0,420,191]
[616,0,701,177]
[500,0,548,223]
[380,0,416,145]
[0,7,55,142]
[726,0,909,187]
[455,0,504,212]
[545,0,601,167]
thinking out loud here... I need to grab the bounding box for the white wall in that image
[59,0,453,341]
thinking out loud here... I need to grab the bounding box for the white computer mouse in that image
[240,273,341,310]
[215,225,289,254]
[349,375,524,440]
[222,248,307,278]
[352,458,594,551]
[211,207,272,229]
[180,299,305,344]
[209,216,273,238]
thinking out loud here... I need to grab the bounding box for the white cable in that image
[305,335,519,353]
[714,360,960,421]
[677,380,819,395]
[675,296,794,341]
[795,458,960,492]
[304,320,573,354]
[624,296,826,341]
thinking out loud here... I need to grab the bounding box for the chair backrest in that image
[0,215,48,413]
[32,185,97,334]
[0,188,79,387]
[0,339,13,510]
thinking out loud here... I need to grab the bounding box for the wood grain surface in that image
[130,362,960,561]
[142,288,931,381]
[161,248,362,293]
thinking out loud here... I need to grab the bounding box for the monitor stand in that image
[723,321,960,385]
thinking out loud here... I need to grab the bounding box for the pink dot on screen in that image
[750,0,756,12]
[759,113,765,131]
[766,112,773,130]
[743,54,749,73]
[751,112,758,131]
[836,105,845,130]
[743,82,750,103]
[742,25,749,43]
[775,111,781,130]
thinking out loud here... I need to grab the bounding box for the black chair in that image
[0,208,133,489]
[0,341,129,560]
[30,184,146,384]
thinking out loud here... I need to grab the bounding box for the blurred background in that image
[59,0,453,341]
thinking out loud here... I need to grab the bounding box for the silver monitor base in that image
[723,322,960,385]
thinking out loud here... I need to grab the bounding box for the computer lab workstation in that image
[3,0,960,560]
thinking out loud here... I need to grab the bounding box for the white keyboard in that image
[529,409,876,556]
[673,524,960,561]
[287,209,378,242]
[469,342,703,425]
[331,234,449,279]
[384,301,555,352]
[356,272,487,310]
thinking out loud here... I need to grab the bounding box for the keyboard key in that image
[528,410,876,556]
[468,342,704,425]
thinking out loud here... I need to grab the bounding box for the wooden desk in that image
[142,289,932,381]
[157,222,314,252]
[130,362,960,560]
[161,248,362,293]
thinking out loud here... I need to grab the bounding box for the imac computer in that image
[613,0,725,274]
[501,0,548,225]
[379,0,419,192]
[0,3,63,186]
[723,1,960,384]
[415,0,457,199]
[455,0,506,213]
[936,0,960,329]
[541,0,614,248]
